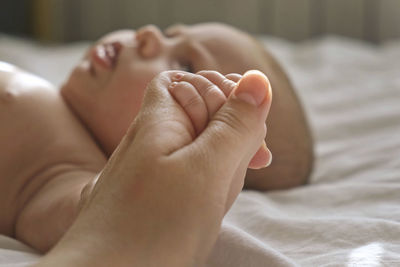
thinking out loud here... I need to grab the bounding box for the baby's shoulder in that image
[0,62,106,170]
[0,64,105,207]
[0,61,54,103]
[0,61,20,94]
[0,61,18,75]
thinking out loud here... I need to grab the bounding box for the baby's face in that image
[61,23,263,155]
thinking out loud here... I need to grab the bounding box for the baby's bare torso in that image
[0,64,106,239]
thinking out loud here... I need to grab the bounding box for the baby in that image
[0,23,313,252]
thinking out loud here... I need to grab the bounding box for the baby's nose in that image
[136,25,165,59]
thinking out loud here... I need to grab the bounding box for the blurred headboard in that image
[32,0,400,43]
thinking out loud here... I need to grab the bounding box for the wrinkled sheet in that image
[0,35,399,266]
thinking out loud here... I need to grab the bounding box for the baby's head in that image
[61,23,282,155]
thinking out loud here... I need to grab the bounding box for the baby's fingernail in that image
[169,82,178,90]
[172,72,184,81]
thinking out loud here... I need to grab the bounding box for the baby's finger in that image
[197,70,237,97]
[168,81,208,135]
[225,73,242,83]
[172,72,227,119]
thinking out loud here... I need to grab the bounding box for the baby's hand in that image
[168,70,271,169]
[168,71,242,135]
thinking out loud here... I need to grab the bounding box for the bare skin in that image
[37,70,272,267]
[0,63,106,250]
[0,23,312,252]
[61,23,313,190]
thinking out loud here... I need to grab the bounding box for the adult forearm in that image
[36,216,218,267]
[35,171,223,267]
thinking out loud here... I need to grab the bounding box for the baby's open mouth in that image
[91,42,123,71]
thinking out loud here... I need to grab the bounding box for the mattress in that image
[0,34,399,266]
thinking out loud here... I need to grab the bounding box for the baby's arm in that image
[16,170,99,252]
[13,91,104,252]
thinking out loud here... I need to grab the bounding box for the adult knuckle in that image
[158,70,171,79]
[150,71,171,88]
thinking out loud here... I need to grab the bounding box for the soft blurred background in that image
[1,0,399,87]
[1,0,400,43]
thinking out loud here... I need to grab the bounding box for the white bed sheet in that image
[0,35,399,266]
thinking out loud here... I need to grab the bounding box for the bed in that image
[0,34,399,266]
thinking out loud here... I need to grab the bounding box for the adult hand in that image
[37,70,272,267]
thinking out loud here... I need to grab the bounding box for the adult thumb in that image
[191,70,272,172]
